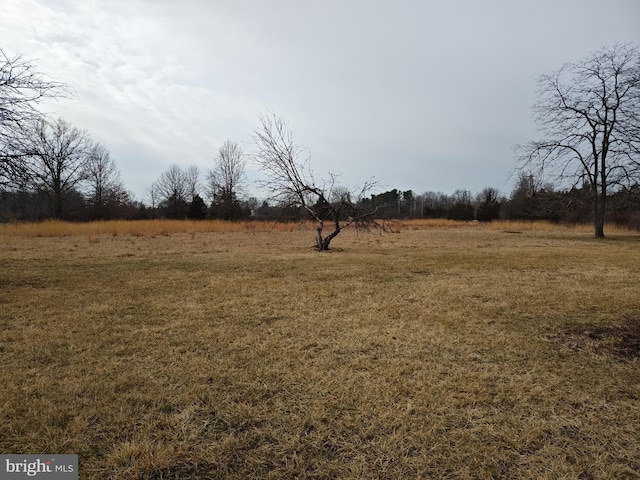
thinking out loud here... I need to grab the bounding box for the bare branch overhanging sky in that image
[2,0,640,200]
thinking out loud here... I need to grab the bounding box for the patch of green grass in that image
[1,225,639,478]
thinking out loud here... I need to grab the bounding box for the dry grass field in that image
[1,220,639,479]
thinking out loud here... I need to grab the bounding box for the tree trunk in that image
[315,220,324,250]
[315,218,341,251]
[594,168,606,238]
[320,228,341,250]
[595,197,606,238]
[53,185,63,219]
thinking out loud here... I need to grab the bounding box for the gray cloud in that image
[2,0,639,201]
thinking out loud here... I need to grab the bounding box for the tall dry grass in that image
[1,218,635,238]
[0,219,305,237]
[398,218,637,234]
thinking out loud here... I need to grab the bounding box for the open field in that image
[1,221,639,478]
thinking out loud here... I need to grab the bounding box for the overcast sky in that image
[2,0,640,201]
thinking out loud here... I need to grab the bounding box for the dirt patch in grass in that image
[558,316,640,360]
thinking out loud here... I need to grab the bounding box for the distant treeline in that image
[2,173,640,229]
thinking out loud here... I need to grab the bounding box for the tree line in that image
[2,44,640,240]
[6,159,640,232]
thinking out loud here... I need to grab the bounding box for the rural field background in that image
[1,220,639,479]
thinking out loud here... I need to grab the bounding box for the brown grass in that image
[0,219,304,238]
[1,221,639,478]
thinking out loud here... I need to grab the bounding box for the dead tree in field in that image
[253,113,378,251]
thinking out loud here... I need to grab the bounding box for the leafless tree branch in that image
[517,43,640,237]
[1,49,69,187]
[253,112,378,250]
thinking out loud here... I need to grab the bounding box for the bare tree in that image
[518,43,640,237]
[253,113,378,251]
[85,142,125,218]
[152,164,188,218]
[185,164,201,201]
[153,164,187,200]
[475,187,501,222]
[1,49,67,187]
[207,140,246,220]
[145,183,159,210]
[23,117,92,218]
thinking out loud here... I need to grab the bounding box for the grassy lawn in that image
[1,221,639,478]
